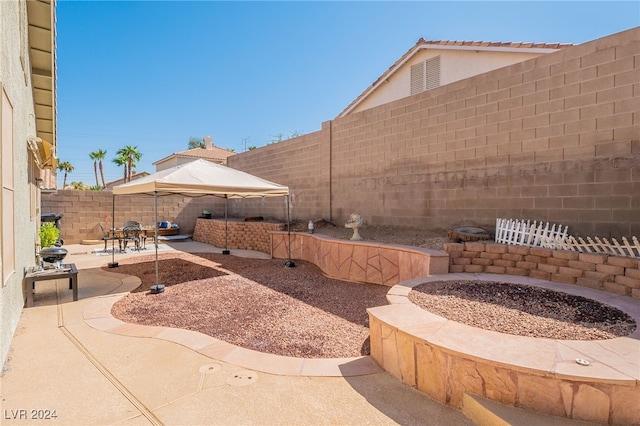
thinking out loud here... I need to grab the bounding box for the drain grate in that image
[227,370,258,386]
[199,363,222,374]
[197,363,223,391]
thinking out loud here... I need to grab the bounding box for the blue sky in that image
[55,1,639,186]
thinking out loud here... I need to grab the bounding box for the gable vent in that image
[425,56,440,90]
[410,56,441,95]
[410,62,424,95]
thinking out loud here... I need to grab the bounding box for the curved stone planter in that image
[367,273,640,424]
[270,231,449,286]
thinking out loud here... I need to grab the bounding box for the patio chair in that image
[124,220,157,249]
[122,222,142,252]
[141,228,157,250]
[99,223,122,252]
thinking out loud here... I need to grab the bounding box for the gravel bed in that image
[409,280,636,340]
[109,252,389,358]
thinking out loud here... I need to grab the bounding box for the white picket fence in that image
[560,235,640,258]
[495,218,640,259]
[495,218,569,249]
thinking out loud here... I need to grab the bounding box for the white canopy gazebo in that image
[112,159,291,287]
[113,159,289,198]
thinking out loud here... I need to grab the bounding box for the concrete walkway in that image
[1,241,472,425]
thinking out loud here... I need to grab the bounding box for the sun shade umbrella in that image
[113,159,291,287]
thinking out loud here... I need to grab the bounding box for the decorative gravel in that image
[109,252,389,358]
[409,280,636,340]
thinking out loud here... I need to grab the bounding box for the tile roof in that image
[337,38,575,118]
[416,39,574,49]
[167,145,236,162]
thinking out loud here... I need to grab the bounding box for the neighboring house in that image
[1,0,56,366]
[153,136,235,172]
[103,171,151,191]
[338,38,574,117]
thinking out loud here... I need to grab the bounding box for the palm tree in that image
[123,145,141,182]
[112,155,128,182]
[115,145,142,182]
[56,161,74,188]
[96,149,107,188]
[89,149,107,188]
[89,151,100,187]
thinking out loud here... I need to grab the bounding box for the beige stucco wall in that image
[0,1,41,366]
[154,156,194,172]
[352,47,546,114]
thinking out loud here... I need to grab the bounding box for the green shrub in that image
[39,222,60,247]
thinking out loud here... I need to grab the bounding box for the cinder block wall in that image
[46,29,639,243]
[41,190,228,244]
[228,125,331,221]
[230,28,639,238]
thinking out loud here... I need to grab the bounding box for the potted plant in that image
[39,222,60,248]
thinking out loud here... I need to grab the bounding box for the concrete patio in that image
[1,241,608,425]
[1,241,474,425]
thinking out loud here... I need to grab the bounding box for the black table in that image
[24,263,78,307]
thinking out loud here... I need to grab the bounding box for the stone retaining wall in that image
[193,218,285,253]
[443,241,640,299]
[271,232,449,286]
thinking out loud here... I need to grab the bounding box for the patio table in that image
[24,263,78,308]
[110,227,155,249]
